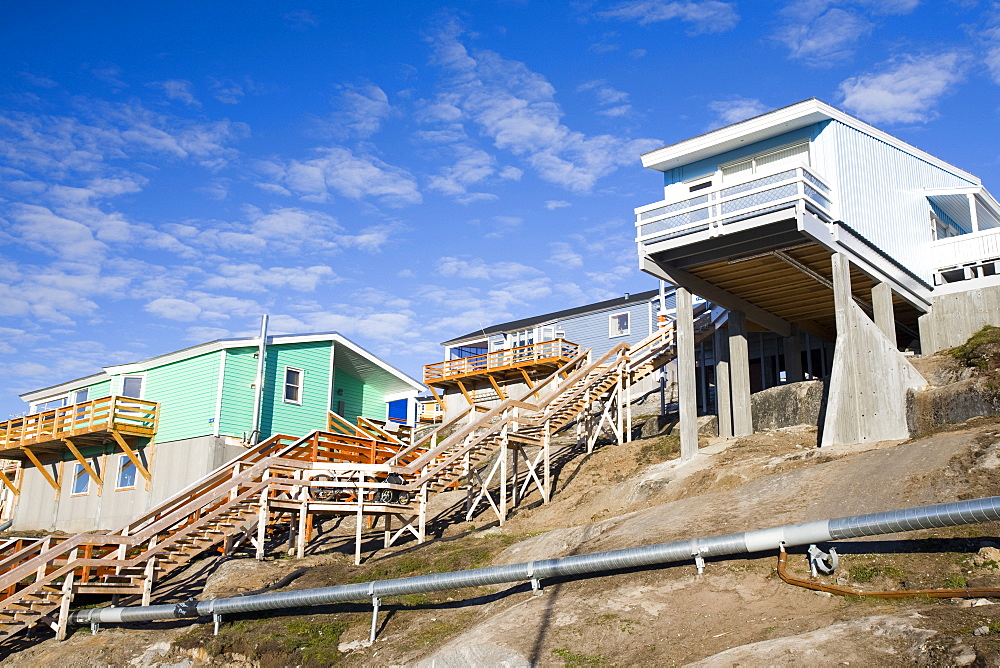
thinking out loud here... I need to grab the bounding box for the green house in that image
[2,332,423,532]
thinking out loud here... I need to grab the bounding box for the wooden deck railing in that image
[0,396,159,449]
[423,339,579,384]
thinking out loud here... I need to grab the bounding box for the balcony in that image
[423,339,580,386]
[635,164,834,250]
[0,396,159,459]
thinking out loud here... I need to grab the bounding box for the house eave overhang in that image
[640,98,980,186]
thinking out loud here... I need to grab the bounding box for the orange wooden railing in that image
[0,396,158,449]
[423,339,579,384]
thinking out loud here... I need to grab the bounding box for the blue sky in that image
[1,0,998,417]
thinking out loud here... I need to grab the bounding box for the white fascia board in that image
[332,334,426,392]
[641,99,981,185]
[20,372,110,402]
[384,389,420,402]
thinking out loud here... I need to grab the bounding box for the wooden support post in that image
[427,384,445,411]
[625,366,632,443]
[63,438,102,488]
[110,431,152,483]
[35,536,52,582]
[728,310,753,437]
[511,445,519,507]
[500,434,508,526]
[21,447,59,492]
[142,556,156,606]
[486,374,507,401]
[354,473,364,565]
[418,482,427,543]
[0,469,19,496]
[55,548,78,642]
[518,369,538,399]
[298,502,309,559]
[677,288,698,461]
[543,420,551,504]
[616,366,624,446]
[256,489,268,561]
[384,514,391,549]
[456,381,474,406]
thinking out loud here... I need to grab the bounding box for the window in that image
[121,376,143,398]
[116,454,137,490]
[71,462,90,495]
[36,398,67,412]
[609,312,630,338]
[284,367,303,404]
[73,389,89,404]
[721,141,809,182]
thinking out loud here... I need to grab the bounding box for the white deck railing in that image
[929,228,1000,284]
[634,164,834,246]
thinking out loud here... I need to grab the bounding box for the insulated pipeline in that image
[69,496,1000,626]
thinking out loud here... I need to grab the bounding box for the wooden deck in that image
[0,396,158,460]
[423,339,580,385]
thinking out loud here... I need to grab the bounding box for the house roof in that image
[21,331,423,402]
[442,289,663,346]
[639,98,980,185]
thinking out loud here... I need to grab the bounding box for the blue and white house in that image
[635,98,1000,448]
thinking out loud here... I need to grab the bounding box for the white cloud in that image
[257,147,421,206]
[428,148,498,201]
[774,1,921,66]
[545,200,572,210]
[323,84,392,139]
[153,80,201,107]
[145,297,202,321]
[578,80,633,117]
[436,256,541,280]
[201,264,336,293]
[425,22,661,193]
[598,0,739,35]
[548,242,584,268]
[838,52,967,124]
[209,77,255,104]
[706,97,770,129]
[145,292,261,323]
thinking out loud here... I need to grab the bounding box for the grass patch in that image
[175,616,350,667]
[848,563,904,583]
[949,325,1000,372]
[636,434,679,465]
[944,574,969,589]
[553,647,607,666]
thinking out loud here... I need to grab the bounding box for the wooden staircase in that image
[0,315,716,646]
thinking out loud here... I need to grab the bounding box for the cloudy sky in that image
[1,1,998,417]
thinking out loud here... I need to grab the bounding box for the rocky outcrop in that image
[751,381,824,432]
[907,377,1000,437]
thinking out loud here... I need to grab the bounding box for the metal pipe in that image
[249,315,269,445]
[69,496,1000,626]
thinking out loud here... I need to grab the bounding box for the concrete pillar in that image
[729,310,753,437]
[714,326,733,438]
[676,288,698,461]
[871,282,897,348]
[783,325,803,383]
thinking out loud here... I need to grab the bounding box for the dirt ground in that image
[5,413,1000,666]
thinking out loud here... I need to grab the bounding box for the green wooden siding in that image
[78,379,112,401]
[219,347,257,440]
[258,341,332,439]
[142,351,222,444]
[362,382,386,421]
[333,369,365,422]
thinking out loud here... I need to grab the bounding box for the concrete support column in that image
[729,311,753,437]
[783,325,803,383]
[676,288,698,461]
[714,326,733,438]
[832,253,852,330]
[871,282,897,348]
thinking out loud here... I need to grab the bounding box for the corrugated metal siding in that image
[144,351,221,444]
[219,347,257,439]
[259,342,332,439]
[818,121,977,280]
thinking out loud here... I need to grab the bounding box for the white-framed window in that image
[121,375,144,398]
[720,141,810,182]
[73,388,89,404]
[35,397,67,412]
[71,462,90,496]
[609,312,630,338]
[284,367,303,404]
[116,454,137,490]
